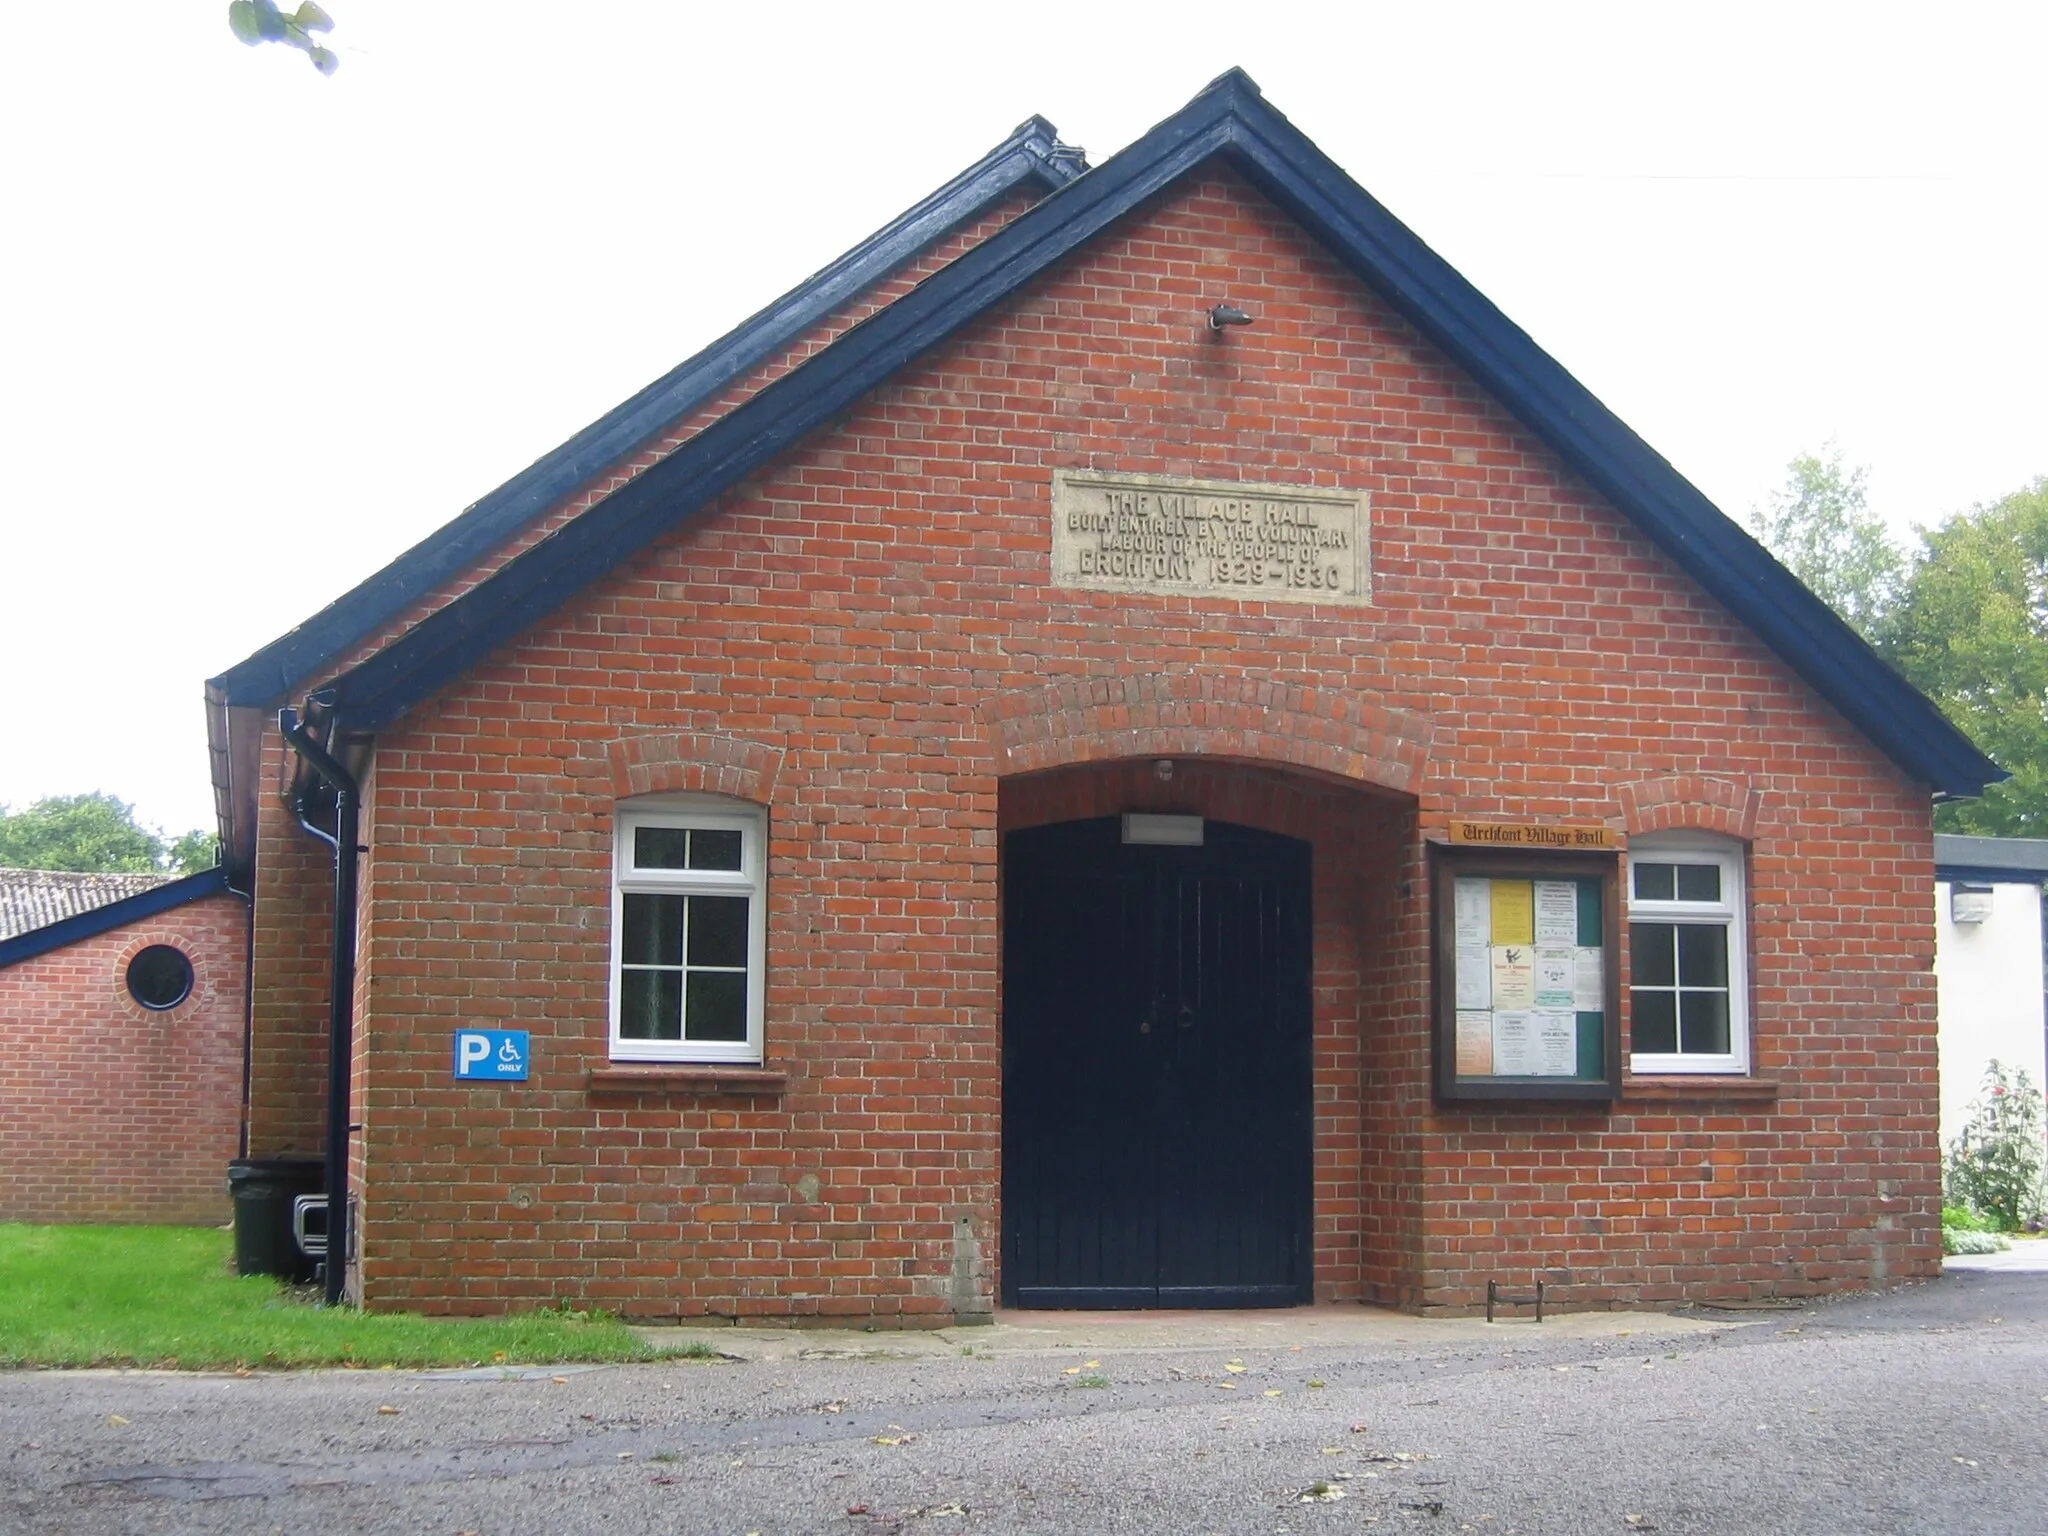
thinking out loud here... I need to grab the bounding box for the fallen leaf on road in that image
[922,1505,968,1516]
[1624,1516,1656,1531]
[1953,1457,1979,1467]
[1062,1367,1080,1375]
[819,1400,846,1413]
[1308,1379,1326,1388]
[551,1375,569,1385]
[848,1505,869,1516]
[874,1435,913,1446]
[1350,1422,1370,1433]
[1224,1361,1247,1374]
[106,1415,130,1427]
[1264,1390,1284,1398]
[1214,1381,1238,1390]
[1083,1360,1099,1369]
[1298,1481,1347,1503]
[376,1406,400,1416]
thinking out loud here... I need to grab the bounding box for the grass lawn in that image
[0,1224,688,1370]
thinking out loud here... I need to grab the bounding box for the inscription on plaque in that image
[1051,471,1370,606]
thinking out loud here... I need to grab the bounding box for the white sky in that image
[2,2,2043,839]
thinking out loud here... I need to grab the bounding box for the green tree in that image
[1888,478,2048,834]
[0,793,165,873]
[1747,447,1903,640]
[168,830,222,875]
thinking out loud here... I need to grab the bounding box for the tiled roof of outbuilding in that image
[0,867,173,942]
[0,867,236,970]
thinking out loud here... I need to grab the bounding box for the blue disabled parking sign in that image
[455,1029,530,1081]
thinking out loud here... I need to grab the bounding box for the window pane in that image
[687,895,749,967]
[622,893,684,966]
[1675,863,1722,902]
[1633,991,1677,1053]
[1676,924,1729,987]
[635,826,691,869]
[685,970,748,1041]
[1631,922,1677,987]
[1679,991,1731,1055]
[1633,863,1675,901]
[620,969,682,1039]
[689,828,744,872]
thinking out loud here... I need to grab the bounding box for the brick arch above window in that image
[606,732,785,805]
[983,672,1432,795]
[1616,775,1760,841]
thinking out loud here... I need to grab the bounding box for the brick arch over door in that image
[983,673,1433,795]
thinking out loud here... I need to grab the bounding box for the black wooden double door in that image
[1002,817,1313,1308]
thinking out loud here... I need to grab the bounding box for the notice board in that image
[1430,843,1622,1103]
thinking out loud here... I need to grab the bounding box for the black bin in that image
[227,1158,325,1282]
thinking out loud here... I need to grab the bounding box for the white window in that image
[610,796,766,1063]
[1626,835,1749,1074]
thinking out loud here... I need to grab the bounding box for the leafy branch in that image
[227,1,338,76]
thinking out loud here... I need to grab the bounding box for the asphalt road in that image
[5,1269,2045,1535]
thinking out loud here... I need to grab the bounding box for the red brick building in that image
[205,73,1999,1320]
[0,869,248,1225]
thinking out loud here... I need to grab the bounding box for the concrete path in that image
[635,1301,1737,1363]
[1943,1236,2048,1273]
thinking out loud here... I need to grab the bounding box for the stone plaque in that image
[1051,471,1370,606]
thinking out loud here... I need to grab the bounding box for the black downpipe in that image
[279,706,359,1308]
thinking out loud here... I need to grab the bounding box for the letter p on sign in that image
[454,1029,530,1081]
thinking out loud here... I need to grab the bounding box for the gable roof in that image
[0,867,233,971]
[208,115,1087,712]
[293,69,2000,802]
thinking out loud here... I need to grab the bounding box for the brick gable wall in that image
[0,892,247,1224]
[257,168,1937,1318]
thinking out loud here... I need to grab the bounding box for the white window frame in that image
[1626,833,1750,1075]
[609,794,767,1064]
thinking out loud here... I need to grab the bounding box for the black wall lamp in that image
[1207,302,1255,333]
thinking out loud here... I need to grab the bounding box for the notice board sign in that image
[1430,844,1621,1103]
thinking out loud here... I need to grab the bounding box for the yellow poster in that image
[1489,879,1534,945]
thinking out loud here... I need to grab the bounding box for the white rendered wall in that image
[1935,879,2048,1153]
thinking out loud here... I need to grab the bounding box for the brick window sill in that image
[1623,1074,1780,1103]
[587,1064,787,1096]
